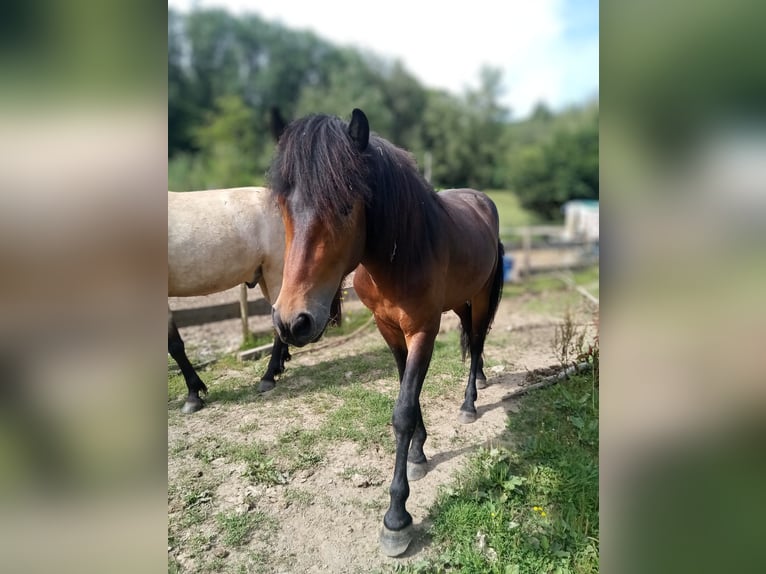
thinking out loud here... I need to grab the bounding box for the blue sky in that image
[168,0,598,119]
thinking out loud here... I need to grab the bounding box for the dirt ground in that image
[168,282,598,573]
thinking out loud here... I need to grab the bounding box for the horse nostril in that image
[291,312,314,339]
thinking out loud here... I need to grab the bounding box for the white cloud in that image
[169,0,597,118]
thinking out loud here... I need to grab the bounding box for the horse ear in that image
[348,108,369,151]
[270,107,287,142]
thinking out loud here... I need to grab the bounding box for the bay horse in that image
[168,187,340,413]
[268,109,504,556]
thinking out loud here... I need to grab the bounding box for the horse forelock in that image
[268,114,371,233]
[267,113,443,270]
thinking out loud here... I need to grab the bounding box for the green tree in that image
[510,115,599,220]
[167,7,598,200]
[191,94,266,188]
[296,49,394,136]
[415,89,474,187]
[464,66,510,188]
[169,8,202,156]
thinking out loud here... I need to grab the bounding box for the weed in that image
[185,531,215,559]
[551,308,587,368]
[216,511,267,547]
[192,436,229,464]
[243,454,290,486]
[273,427,325,472]
[182,487,213,510]
[284,487,314,506]
[237,550,270,574]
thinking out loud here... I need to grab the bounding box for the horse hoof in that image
[457,410,477,424]
[407,461,428,481]
[476,377,488,389]
[258,379,276,393]
[181,399,204,414]
[380,524,412,557]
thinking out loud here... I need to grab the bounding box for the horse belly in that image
[168,232,258,297]
[441,238,497,311]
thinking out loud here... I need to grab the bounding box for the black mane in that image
[268,113,443,270]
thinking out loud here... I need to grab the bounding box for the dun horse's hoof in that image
[258,379,276,393]
[181,397,204,414]
[457,409,477,424]
[407,461,428,481]
[380,524,412,557]
[476,377,488,389]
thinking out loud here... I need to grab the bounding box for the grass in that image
[169,277,598,573]
[284,486,315,507]
[483,190,541,228]
[239,331,274,351]
[501,266,599,316]
[328,305,374,336]
[387,363,599,574]
[216,511,272,547]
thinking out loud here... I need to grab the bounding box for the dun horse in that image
[169,187,331,413]
[168,187,288,413]
[268,109,504,556]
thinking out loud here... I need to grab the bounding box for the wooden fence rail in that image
[171,297,272,328]
[172,227,597,330]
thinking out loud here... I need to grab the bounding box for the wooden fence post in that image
[522,227,532,279]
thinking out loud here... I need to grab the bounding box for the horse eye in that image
[339,203,353,216]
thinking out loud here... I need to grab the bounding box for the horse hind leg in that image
[168,316,208,414]
[456,303,486,424]
[456,302,490,425]
[476,355,488,389]
[462,315,488,389]
[407,403,428,481]
[456,246,504,424]
[258,335,289,392]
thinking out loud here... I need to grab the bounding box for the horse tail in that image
[330,287,343,327]
[459,240,504,360]
[460,325,470,362]
[485,240,505,333]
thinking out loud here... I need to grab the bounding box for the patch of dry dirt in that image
[168,288,598,573]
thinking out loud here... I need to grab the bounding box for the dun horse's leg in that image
[380,332,435,557]
[168,317,208,414]
[258,335,290,392]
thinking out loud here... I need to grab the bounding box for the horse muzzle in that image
[272,308,323,347]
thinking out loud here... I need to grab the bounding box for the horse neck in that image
[360,195,445,294]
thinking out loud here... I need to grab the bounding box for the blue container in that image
[502,255,514,283]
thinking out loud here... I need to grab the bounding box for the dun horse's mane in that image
[269,113,444,270]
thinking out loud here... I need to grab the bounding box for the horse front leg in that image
[390,348,429,483]
[258,334,290,392]
[168,314,207,414]
[380,331,435,557]
[376,320,428,482]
